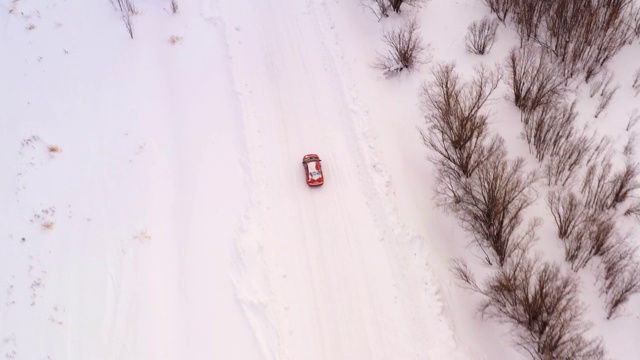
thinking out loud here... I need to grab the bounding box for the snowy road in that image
[216,0,462,359]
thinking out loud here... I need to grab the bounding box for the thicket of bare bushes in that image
[465,17,498,55]
[484,0,639,81]
[422,64,539,266]
[506,45,566,112]
[375,19,425,75]
[110,0,136,38]
[454,251,606,359]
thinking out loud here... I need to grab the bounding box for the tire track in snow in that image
[307,1,467,359]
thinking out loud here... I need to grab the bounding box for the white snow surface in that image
[1,0,639,359]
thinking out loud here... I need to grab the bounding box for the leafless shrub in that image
[544,131,595,187]
[511,0,549,44]
[111,0,136,39]
[388,0,424,13]
[465,17,499,55]
[375,19,425,75]
[483,0,513,23]
[580,156,640,215]
[623,132,637,157]
[630,6,640,38]
[169,35,183,45]
[170,0,178,14]
[624,200,640,218]
[609,162,640,208]
[548,190,584,240]
[600,237,640,319]
[506,45,566,112]
[547,189,613,271]
[565,214,615,271]
[452,153,538,266]
[581,161,614,212]
[588,68,613,98]
[421,63,502,179]
[363,0,389,20]
[453,253,606,359]
[521,101,577,162]
[633,68,640,96]
[627,108,640,131]
[594,83,619,118]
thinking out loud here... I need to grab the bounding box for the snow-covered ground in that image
[1,0,639,359]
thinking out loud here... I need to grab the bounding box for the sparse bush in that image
[633,68,640,96]
[170,0,178,14]
[544,130,594,187]
[454,252,606,360]
[627,108,640,131]
[594,83,619,118]
[375,19,425,75]
[452,153,537,266]
[600,237,640,319]
[564,214,615,271]
[548,190,584,240]
[364,0,389,20]
[588,68,613,98]
[465,17,499,55]
[506,45,566,112]
[521,101,577,162]
[420,63,502,179]
[388,0,424,13]
[111,0,136,38]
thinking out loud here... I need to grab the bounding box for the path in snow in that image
[216,0,465,358]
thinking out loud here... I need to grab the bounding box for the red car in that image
[302,154,324,186]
